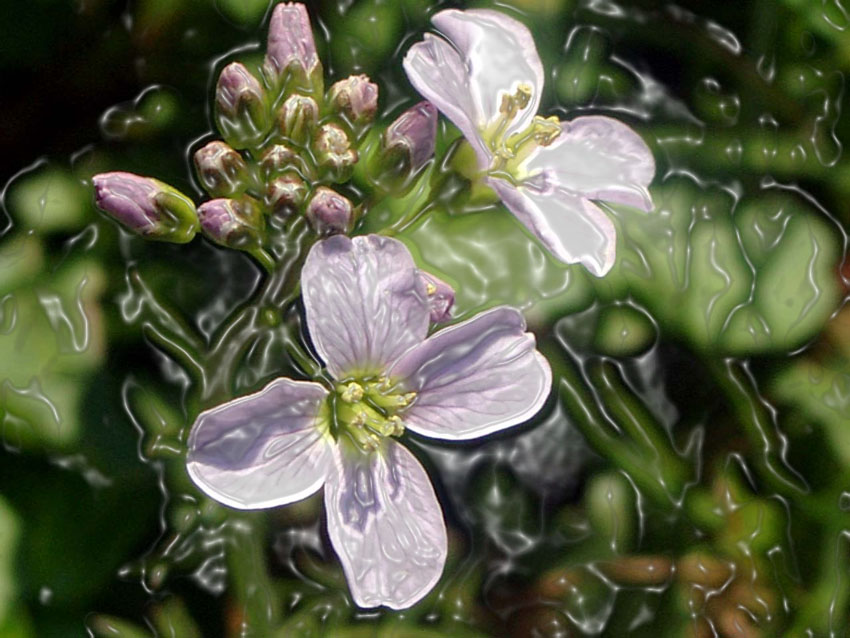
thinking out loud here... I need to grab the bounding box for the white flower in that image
[403,9,656,276]
[186,234,551,609]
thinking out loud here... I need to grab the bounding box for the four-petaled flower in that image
[186,234,551,609]
[404,9,656,276]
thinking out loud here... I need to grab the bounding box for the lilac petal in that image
[324,439,447,609]
[432,9,544,141]
[523,116,655,211]
[301,235,430,379]
[403,34,489,165]
[186,378,331,510]
[388,306,551,441]
[490,178,618,276]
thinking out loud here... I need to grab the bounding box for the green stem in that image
[552,347,724,531]
[706,358,841,522]
[128,268,205,353]
[282,330,320,378]
[247,246,276,275]
[141,323,205,382]
[226,515,279,636]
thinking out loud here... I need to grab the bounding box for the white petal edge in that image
[324,438,447,609]
[522,116,655,211]
[186,378,331,510]
[490,178,618,277]
[403,33,490,166]
[388,306,552,441]
[432,9,544,141]
[301,235,430,379]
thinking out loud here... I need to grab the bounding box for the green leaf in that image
[6,166,90,233]
[771,355,850,466]
[0,255,106,450]
[605,180,842,354]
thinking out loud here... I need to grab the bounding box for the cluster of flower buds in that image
[93,2,440,262]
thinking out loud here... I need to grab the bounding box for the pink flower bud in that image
[215,62,269,148]
[329,75,379,124]
[193,141,250,197]
[385,101,437,170]
[305,187,353,235]
[266,173,307,213]
[93,172,198,243]
[198,197,264,249]
[265,3,320,77]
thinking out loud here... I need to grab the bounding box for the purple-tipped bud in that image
[265,3,321,88]
[266,173,307,213]
[305,187,353,235]
[314,123,358,179]
[197,197,264,249]
[215,62,269,149]
[385,101,437,171]
[193,141,251,197]
[419,271,455,323]
[260,144,298,176]
[93,172,198,243]
[328,75,378,125]
[278,94,319,144]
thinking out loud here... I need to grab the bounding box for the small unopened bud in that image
[385,101,437,171]
[314,123,358,180]
[259,144,298,177]
[215,62,269,149]
[305,187,353,235]
[419,271,454,323]
[197,197,264,249]
[266,173,307,213]
[370,101,437,195]
[328,75,378,125]
[93,172,198,243]
[278,94,319,144]
[193,141,251,197]
[265,2,322,92]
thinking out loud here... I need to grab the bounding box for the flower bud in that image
[314,123,358,181]
[193,141,251,197]
[328,74,378,126]
[278,94,319,144]
[215,62,270,149]
[305,187,353,235]
[266,173,307,214]
[197,197,264,249]
[370,101,437,195]
[419,271,454,323]
[93,172,198,243]
[264,2,322,92]
[259,144,298,177]
[384,101,437,171]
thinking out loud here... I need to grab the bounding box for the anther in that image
[532,116,561,146]
[340,382,364,403]
[387,416,405,436]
